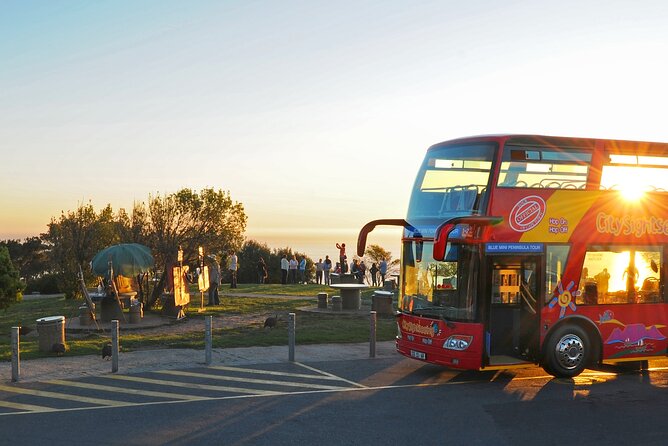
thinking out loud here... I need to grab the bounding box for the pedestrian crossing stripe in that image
[105,374,282,395]
[0,384,129,406]
[46,379,205,401]
[295,362,368,388]
[0,400,52,413]
[157,370,350,390]
[209,365,346,381]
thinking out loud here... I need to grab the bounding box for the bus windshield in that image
[407,143,496,219]
[400,241,479,321]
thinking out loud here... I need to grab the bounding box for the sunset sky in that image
[3,0,668,261]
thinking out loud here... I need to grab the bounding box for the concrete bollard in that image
[112,320,119,373]
[370,311,377,358]
[205,315,212,365]
[288,313,295,362]
[11,327,19,382]
[317,292,328,309]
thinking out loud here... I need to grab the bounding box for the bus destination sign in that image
[485,243,544,253]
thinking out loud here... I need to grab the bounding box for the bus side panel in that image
[541,304,668,361]
[396,314,484,370]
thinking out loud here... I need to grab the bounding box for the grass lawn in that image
[0,283,396,361]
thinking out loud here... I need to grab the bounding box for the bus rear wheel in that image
[543,325,591,378]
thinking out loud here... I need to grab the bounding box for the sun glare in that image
[619,183,646,201]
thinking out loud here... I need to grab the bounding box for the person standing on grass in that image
[299,256,307,284]
[280,254,289,285]
[379,258,387,285]
[359,261,367,284]
[315,258,324,284]
[289,255,298,284]
[370,262,378,286]
[228,250,238,289]
[258,257,268,284]
[324,255,332,285]
[208,255,221,305]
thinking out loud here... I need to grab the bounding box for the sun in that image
[619,183,646,201]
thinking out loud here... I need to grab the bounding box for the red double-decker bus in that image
[358,134,668,377]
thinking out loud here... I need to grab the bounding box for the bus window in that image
[401,241,479,321]
[407,143,495,218]
[497,148,590,189]
[579,246,662,304]
[546,245,570,303]
[600,154,668,193]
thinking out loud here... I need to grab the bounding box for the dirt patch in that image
[134,312,272,337]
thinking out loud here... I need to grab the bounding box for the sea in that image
[246,227,402,263]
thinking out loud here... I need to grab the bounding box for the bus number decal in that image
[509,195,546,232]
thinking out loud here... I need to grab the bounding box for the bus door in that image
[487,255,541,365]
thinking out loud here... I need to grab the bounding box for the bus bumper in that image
[396,336,483,370]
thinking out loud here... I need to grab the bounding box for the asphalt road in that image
[1,357,667,445]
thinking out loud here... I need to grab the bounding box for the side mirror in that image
[433,216,503,261]
[433,223,455,261]
[356,219,416,257]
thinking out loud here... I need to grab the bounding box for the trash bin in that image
[331,295,342,311]
[129,302,143,324]
[78,304,94,326]
[317,292,328,309]
[372,291,394,315]
[36,316,66,353]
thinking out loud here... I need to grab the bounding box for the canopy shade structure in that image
[91,243,155,277]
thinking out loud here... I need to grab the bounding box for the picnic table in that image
[329,283,368,310]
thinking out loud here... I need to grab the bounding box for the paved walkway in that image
[8,291,395,384]
[1,341,397,384]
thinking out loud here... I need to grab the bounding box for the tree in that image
[141,188,247,308]
[42,203,118,298]
[0,246,24,309]
[364,243,400,279]
[238,239,272,284]
[0,237,49,282]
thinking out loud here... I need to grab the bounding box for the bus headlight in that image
[397,322,402,339]
[443,335,473,351]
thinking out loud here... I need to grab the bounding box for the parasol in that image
[91,243,155,277]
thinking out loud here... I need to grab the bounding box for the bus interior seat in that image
[440,189,461,214]
[583,282,598,304]
[456,188,478,210]
[641,277,659,292]
[640,277,660,302]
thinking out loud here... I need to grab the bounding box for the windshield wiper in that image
[411,307,456,329]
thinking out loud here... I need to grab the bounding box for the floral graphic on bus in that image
[548,280,579,319]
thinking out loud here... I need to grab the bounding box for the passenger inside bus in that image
[579,248,662,305]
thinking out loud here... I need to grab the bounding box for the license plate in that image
[410,350,426,360]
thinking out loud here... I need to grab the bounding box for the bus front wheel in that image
[543,325,591,378]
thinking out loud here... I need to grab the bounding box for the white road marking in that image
[157,370,349,390]
[210,365,345,381]
[294,362,368,388]
[104,374,282,395]
[0,384,130,407]
[47,379,204,400]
